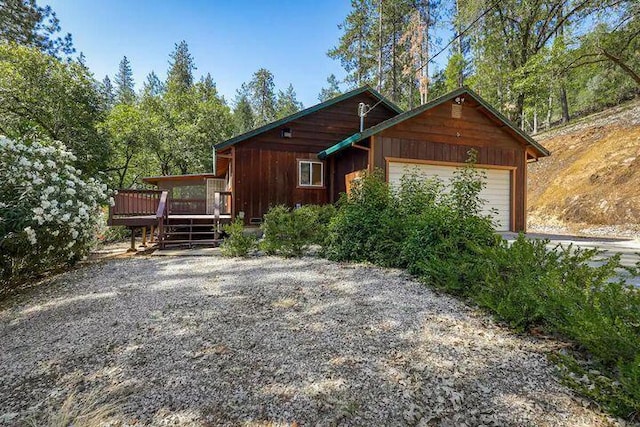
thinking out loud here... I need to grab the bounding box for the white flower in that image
[41,200,51,209]
[46,160,56,168]
[66,188,76,196]
[32,207,44,216]
[52,230,60,237]
[71,229,79,240]
[61,213,71,222]
[24,227,37,245]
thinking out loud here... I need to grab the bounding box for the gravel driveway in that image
[0,255,614,426]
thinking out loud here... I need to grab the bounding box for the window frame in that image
[297,159,325,188]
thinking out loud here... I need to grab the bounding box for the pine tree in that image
[318,74,342,101]
[114,56,135,104]
[328,0,376,87]
[101,75,115,107]
[199,73,218,101]
[248,68,277,126]
[0,0,74,57]
[233,84,255,135]
[167,40,196,93]
[142,71,164,97]
[276,84,303,118]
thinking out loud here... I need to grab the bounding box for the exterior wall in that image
[370,98,528,231]
[230,92,398,222]
[331,141,369,201]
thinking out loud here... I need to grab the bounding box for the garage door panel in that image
[388,162,511,231]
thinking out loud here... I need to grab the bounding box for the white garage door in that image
[388,161,511,231]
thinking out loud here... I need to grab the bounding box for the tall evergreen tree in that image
[328,0,376,87]
[318,74,342,101]
[101,75,115,107]
[233,84,255,135]
[248,68,277,126]
[199,73,218,101]
[142,71,164,97]
[0,0,74,57]
[114,56,135,104]
[276,84,303,118]
[167,40,195,93]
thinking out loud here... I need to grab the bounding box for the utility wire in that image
[414,0,502,73]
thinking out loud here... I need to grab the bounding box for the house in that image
[214,86,548,232]
[109,86,549,248]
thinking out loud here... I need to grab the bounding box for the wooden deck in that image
[108,189,232,249]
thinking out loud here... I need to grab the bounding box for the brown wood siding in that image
[332,143,369,200]
[230,92,398,222]
[371,99,528,231]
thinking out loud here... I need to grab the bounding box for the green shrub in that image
[472,236,563,330]
[472,234,640,418]
[554,353,640,421]
[220,219,257,257]
[326,170,403,266]
[402,207,496,294]
[260,204,335,257]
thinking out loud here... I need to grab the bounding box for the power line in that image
[415,0,501,73]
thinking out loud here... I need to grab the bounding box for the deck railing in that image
[109,189,165,218]
[169,198,207,214]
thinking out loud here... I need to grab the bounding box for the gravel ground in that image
[0,255,617,426]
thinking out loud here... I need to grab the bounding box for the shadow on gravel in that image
[0,257,609,426]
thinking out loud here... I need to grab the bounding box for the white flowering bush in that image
[0,137,110,289]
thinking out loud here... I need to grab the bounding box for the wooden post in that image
[128,228,136,252]
[149,225,155,243]
[141,227,147,247]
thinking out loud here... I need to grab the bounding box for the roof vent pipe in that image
[358,102,369,132]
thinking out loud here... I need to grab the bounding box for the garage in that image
[388,161,512,231]
[319,88,551,232]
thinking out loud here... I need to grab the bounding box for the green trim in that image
[214,85,403,151]
[318,132,363,159]
[318,87,550,159]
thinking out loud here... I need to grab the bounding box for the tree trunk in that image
[391,16,397,101]
[455,0,463,87]
[558,7,570,124]
[515,92,525,128]
[423,3,429,102]
[377,0,383,91]
[546,91,553,130]
[560,86,569,124]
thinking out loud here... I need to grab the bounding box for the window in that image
[298,160,324,187]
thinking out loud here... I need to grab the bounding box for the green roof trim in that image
[318,87,550,160]
[214,85,402,151]
[318,132,363,159]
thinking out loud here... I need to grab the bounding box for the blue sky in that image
[48,0,355,107]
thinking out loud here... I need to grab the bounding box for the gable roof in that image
[318,87,550,160]
[214,86,403,151]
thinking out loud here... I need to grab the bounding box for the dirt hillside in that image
[528,99,640,236]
